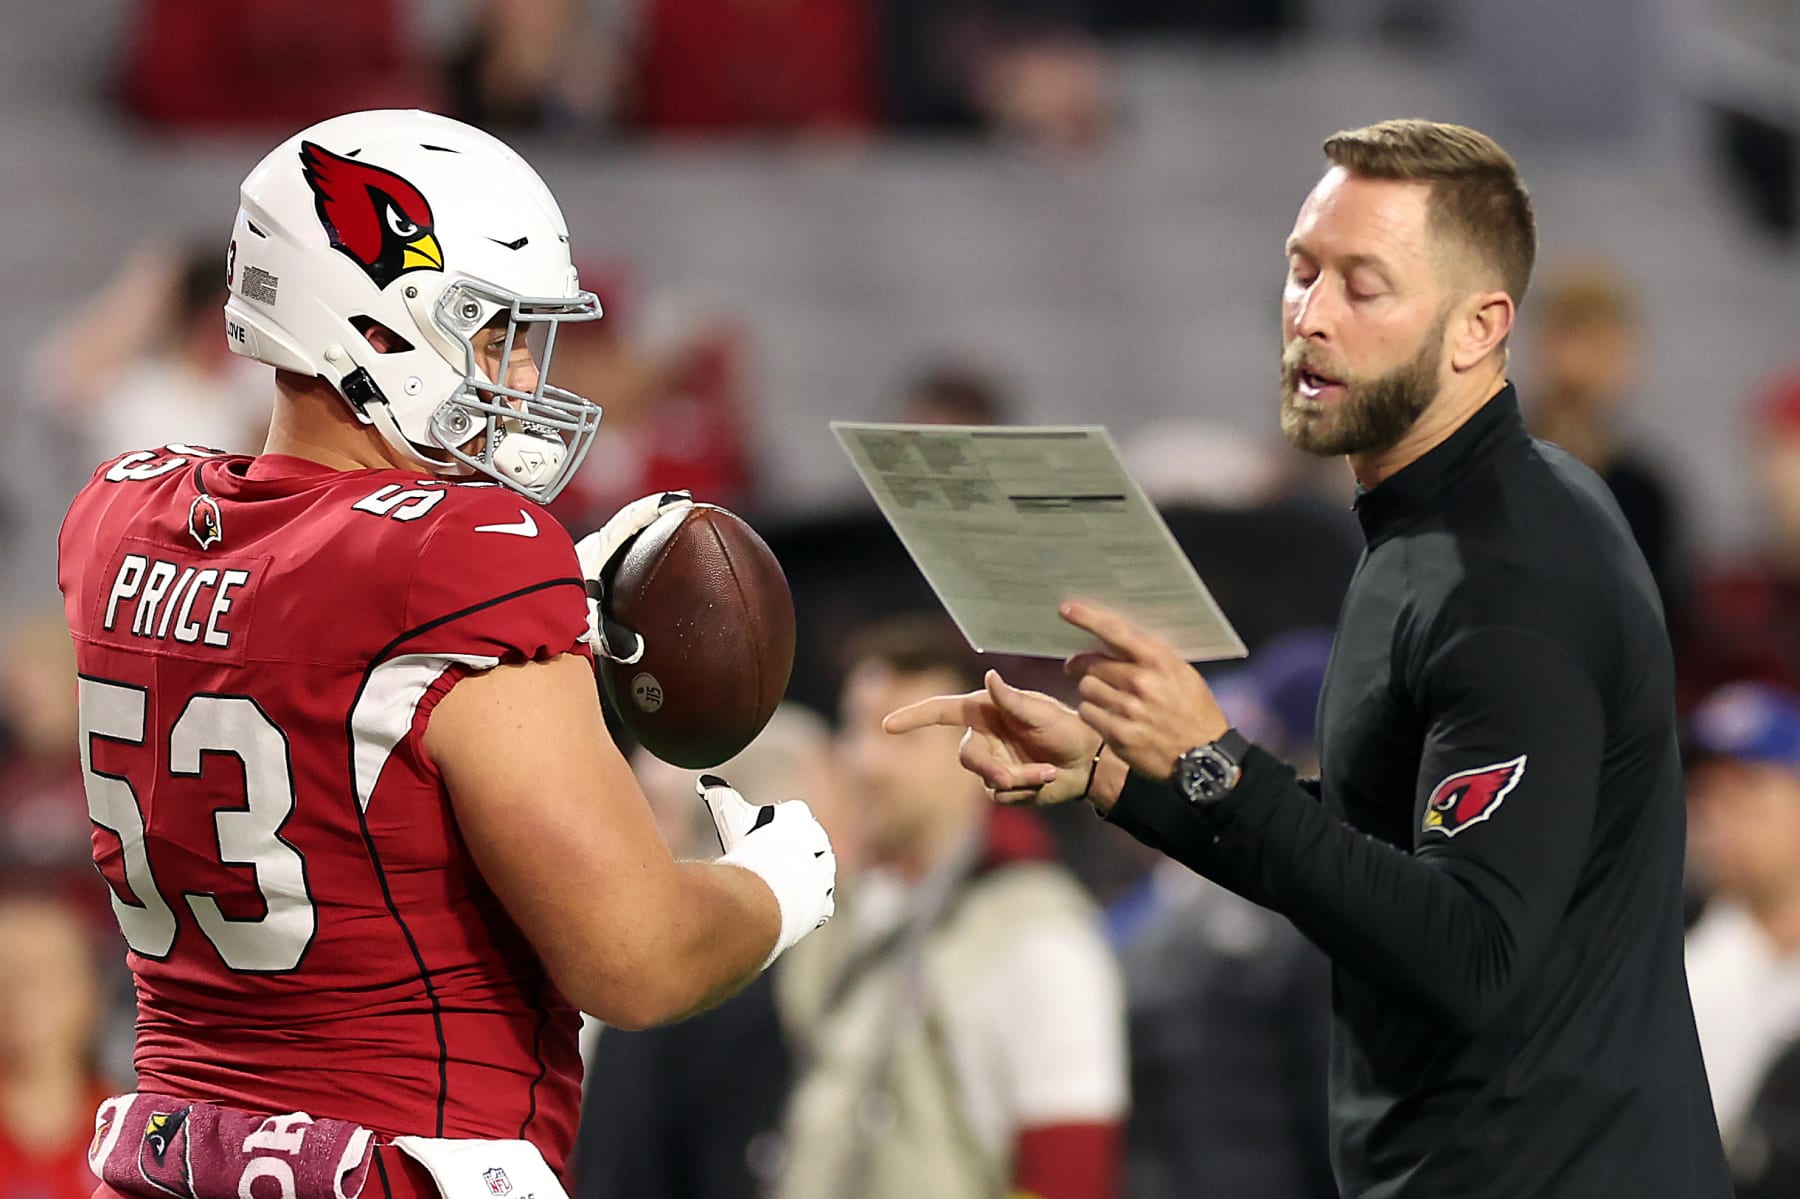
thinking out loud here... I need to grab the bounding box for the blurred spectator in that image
[775,616,1126,1199]
[36,242,268,470]
[117,0,437,129]
[896,359,1014,425]
[1684,684,1800,1175]
[610,0,1109,147]
[878,1,1111,148]
[931,33,1109,149]
[0,615,103,928]
[446,0,623,132]
[577,707,841,1199]
[1679,369,1800,709]
[548,271,758,533]
[0,894,112,1199]
[1112,629,1335,1199]
[632,0,881,137]
[1525,263,1689,624]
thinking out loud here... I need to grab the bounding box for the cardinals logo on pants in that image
[1422,756,1527,838]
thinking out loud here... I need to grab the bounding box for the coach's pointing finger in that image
[1060,601,1161,662]
[882,690,989,736]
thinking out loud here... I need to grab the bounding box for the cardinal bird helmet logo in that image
[299,141,444,289]
[1421,755,1527,838]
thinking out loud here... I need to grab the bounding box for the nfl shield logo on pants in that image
[483,1167,512,1196]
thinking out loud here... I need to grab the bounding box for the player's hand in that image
[1060,601,1229,781]
[697,774,835,969]
[574,490,693,662]
[882,670,1103,806]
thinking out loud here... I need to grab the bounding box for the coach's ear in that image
[1449,288,1514,373]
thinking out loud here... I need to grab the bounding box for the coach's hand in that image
[882,672,1102,806]
[1061,601,1230,782]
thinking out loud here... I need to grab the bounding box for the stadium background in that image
[0,0,1794,604]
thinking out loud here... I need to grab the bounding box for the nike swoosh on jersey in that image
[474,510,539,537]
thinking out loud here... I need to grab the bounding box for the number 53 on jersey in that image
[80,678,316,973]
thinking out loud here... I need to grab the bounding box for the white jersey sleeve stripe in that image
[350,652,498,811]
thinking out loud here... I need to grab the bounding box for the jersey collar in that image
[1352,382,1529,545]
[199,454,403,502]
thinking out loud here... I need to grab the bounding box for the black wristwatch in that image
[1174,728,1251,805]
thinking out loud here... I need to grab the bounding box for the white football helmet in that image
[224,109,602,502]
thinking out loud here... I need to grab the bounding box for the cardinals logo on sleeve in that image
[1422,756,1527,838]
[299,141,443,289]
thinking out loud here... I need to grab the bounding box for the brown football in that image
[597,505,796,769]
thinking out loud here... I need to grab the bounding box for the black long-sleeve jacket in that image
[1108,386,1732,1198]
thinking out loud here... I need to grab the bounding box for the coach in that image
[886,119,1732,1198]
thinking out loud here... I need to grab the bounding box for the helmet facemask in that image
[407,278,603,503]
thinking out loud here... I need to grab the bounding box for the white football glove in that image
[573,490,693,663]
[697,774,836,970]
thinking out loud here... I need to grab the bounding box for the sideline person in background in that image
[0,894,114,1199]
[1524,262,1688,623]
[1685,684,1800,1183]
[779,617,1126,1199]
[1678,368,1800,709]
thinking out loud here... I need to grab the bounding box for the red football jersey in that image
[59,447,591,1195]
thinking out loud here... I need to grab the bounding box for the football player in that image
[60,109,835,1199]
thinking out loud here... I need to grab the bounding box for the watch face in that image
[1180,743,1242,802]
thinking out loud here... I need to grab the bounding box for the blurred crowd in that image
[102,0,1799,238]
[111,0,1310,152]
[4,2,1799,1198]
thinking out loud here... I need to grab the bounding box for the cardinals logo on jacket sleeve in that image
[1422,755,1527,838]
[300,141,444,289]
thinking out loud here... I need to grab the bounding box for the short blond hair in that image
[1323,119,1537,306]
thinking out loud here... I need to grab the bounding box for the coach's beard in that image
[1280,324,1445,458]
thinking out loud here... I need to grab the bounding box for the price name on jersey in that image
[104,553,252,649]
